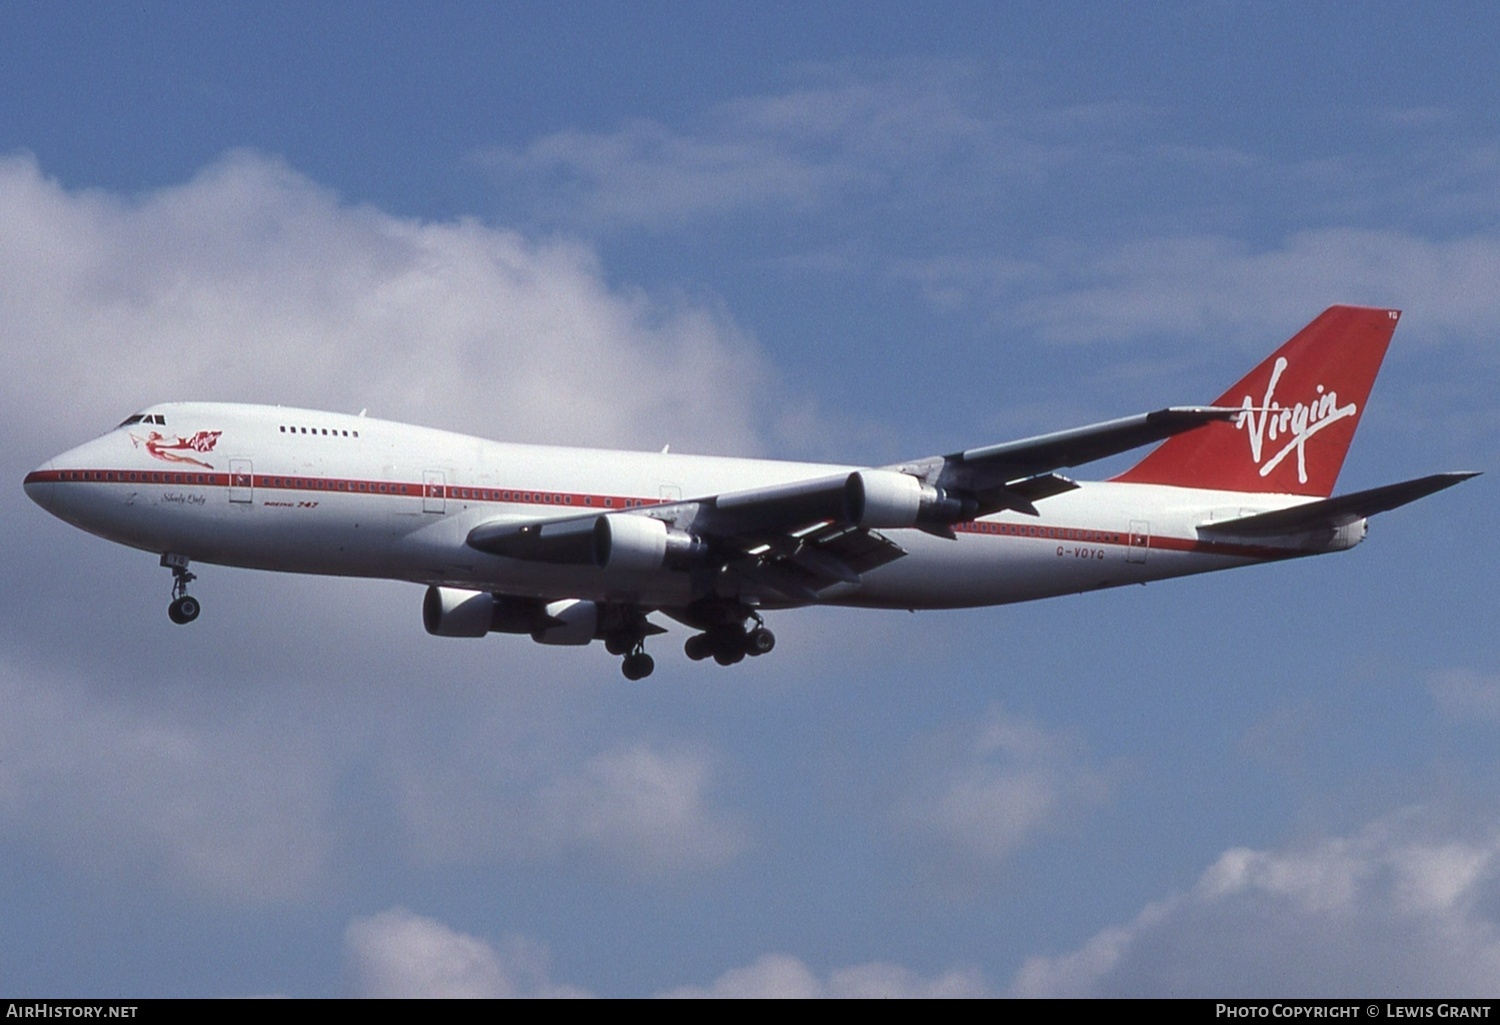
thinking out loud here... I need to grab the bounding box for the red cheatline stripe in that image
[953,518,1294,560]
[24,467,662,511]
[27,468,1299,560]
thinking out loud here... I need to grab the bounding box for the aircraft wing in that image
[684,403,1241,533]
[467,405,1237,601]
[891,406,1242,494]
[466,475,910,601]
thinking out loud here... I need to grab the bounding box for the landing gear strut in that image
[161,553,200,625]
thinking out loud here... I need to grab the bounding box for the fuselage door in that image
[229,459,253,504]
[423,470,446,514]
[1127,520,1149,563]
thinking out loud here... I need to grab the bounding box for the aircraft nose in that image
[23,459,58,514]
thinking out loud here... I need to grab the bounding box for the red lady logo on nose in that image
[130,430,223,470]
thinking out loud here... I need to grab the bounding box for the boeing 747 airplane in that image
[24,306,1475,678]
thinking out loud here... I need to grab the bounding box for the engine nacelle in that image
[844,469,980,528]
[531,598,600,645]
[845,469,924,528]
[592,514,707,573]
[423,588,603,645]
[422,586,495,637]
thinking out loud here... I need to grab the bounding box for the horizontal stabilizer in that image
[1199,472,1478,536]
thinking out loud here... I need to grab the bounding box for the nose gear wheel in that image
[161,554,200,624]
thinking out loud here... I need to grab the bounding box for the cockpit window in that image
[117,413,166,427]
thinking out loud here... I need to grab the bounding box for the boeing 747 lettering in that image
[24,306,1476,678]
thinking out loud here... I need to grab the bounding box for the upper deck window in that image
[279,423,360,439]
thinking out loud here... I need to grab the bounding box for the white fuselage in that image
[25,402,1343,612]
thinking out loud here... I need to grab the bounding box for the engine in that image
[422,585,496,637]
[468,514,705,573]
[422,586,601,645]
[844,469,978,528]
[530,598,600,645]
[592,514,707,573]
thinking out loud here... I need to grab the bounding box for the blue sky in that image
[1,2,1496,997]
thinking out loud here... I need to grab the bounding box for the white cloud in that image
[895,705,1112,878]
[344,909,590,998]
[0,150,781,900]
[0,149,769,456]
[0,637,749,903]
[1009,228,1500,348]
[1010,808,1500,996]
[535,744,746,875]
[344,909,989,998]
[486,118,857,227]
[888,227,1500,356]
[0,653,337,904]
[657,953,989,999]
[383,718,747,878]
[1430,669,1500,723]
[478,61,1054,230]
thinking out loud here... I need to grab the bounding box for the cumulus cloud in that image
[0,151,767,902]
[535,744,746,874]
[0,149,768,456]
[0,637,748,904]
[389,737,746,877]
[1010,809,1500,996]
[344,908,989,998]
[345,909,589,998]
[657,953,989,999]
[895,705,1113,880]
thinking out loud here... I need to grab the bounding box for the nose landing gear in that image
[161,553,200,624]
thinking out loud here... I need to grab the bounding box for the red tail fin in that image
[1113,306,1400,496]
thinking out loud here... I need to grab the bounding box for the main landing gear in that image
[161,553,200,625]
[683,619,775,666]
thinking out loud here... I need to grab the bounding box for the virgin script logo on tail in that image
[1235,357,1357,484]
